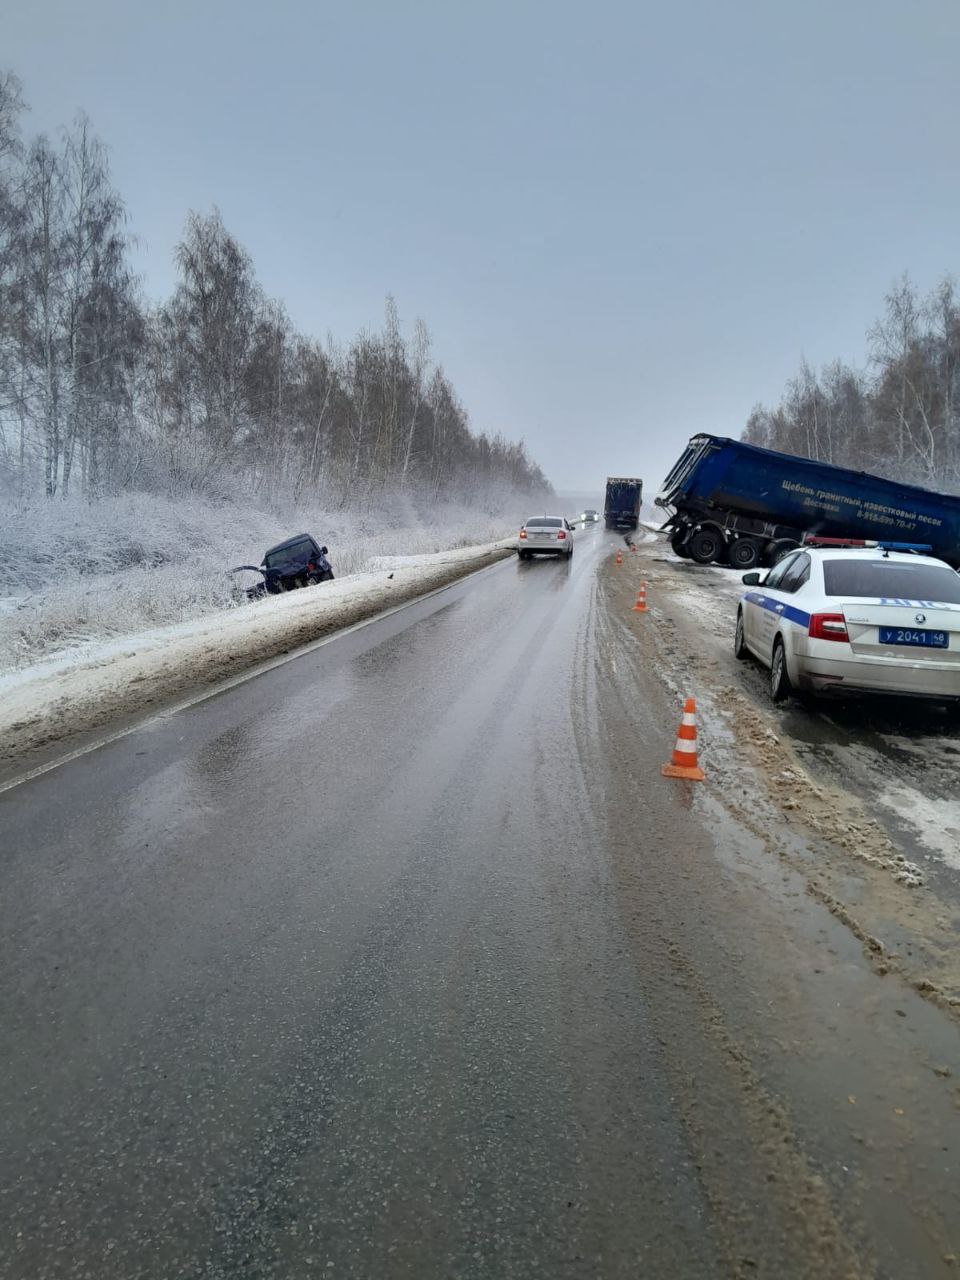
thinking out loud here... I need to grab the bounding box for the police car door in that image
[744,551,799,654]
[758,552,811,662]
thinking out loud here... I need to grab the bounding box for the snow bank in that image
[0,540,513,772]
[0,489,522,672]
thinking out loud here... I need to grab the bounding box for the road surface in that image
[2,526,959,1279]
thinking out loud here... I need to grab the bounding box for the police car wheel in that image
[770,639,791,702]
[734,610,748,659]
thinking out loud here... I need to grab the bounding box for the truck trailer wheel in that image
[670,530,691,558]
[687,528,724,564]
[728,537,762,570]
[766,538,799,566]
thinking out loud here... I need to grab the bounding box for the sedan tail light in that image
[809,613,849,642]
[557,530,566,540]
[519,529,527,540]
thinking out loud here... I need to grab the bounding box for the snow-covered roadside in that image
[0,488,532,671]
[0,540,514,772]
[609,536,960,1013]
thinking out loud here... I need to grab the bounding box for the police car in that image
[734,539,960,703]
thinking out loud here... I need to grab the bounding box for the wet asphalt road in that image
[1,529,720,1278]
[3,527,959,1279]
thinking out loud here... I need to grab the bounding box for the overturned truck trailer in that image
[657,434,960,570]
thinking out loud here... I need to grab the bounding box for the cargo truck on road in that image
[605,477,643,531]
[657,435,960,570]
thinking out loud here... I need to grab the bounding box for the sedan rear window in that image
[525,518,562,528]
[824,559,960,603]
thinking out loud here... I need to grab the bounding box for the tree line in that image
[743,275,960,493]
[0,71,550,506]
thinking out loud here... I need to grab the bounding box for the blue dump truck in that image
[656,434,960,570]
[605,476,643,531]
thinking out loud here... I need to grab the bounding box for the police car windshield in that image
[824,559,960,603]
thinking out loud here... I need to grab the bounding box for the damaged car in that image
[232,533,335,600]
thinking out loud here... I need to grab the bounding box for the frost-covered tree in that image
[0,68,553,507]
[743,275,960,494]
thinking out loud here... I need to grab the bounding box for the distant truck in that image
[656,434,960,570]
[604,477,643,531]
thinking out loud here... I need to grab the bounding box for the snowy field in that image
[0,488,529,674]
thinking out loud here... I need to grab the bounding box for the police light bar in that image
[802,536,933,554]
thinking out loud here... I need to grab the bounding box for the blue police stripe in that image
[743,592,811,628]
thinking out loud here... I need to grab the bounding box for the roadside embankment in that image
[0,541,513,778]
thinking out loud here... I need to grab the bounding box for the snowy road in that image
[2,525,959,1279]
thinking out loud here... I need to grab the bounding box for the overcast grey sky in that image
[6,0,959,493]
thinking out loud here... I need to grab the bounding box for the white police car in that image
[734,540,960,703]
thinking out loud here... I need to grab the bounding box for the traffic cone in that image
[632,581,648,612]
[615,549,623,566]
[661,697,705,781]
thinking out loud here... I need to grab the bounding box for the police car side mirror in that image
[741,572,761,586]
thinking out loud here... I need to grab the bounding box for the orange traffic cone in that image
[615,549,623,566]
[632,581,648,612]
[661,697,705,781]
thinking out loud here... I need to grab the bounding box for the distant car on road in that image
[578,509,600,523]
[735,540,960,704]
[232,533,334,599]
[517,516,575,559]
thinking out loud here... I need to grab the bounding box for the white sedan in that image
[517,516,575,559]
[734,543,960,703]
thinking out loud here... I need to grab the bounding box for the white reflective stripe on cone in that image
[674,739,697,754]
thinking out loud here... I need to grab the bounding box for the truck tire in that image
[670,530,691,558]
[729,537,762,570]
[767,538,799,566]
[688,528,724,564]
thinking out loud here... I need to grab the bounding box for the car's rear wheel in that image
[770,637,791,702]
[518,549,530,560]
[734,610,749,659]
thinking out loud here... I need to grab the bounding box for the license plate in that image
[879,627,948,649]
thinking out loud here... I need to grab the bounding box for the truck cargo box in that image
[657,435,960,569]
[605,477,643,531]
